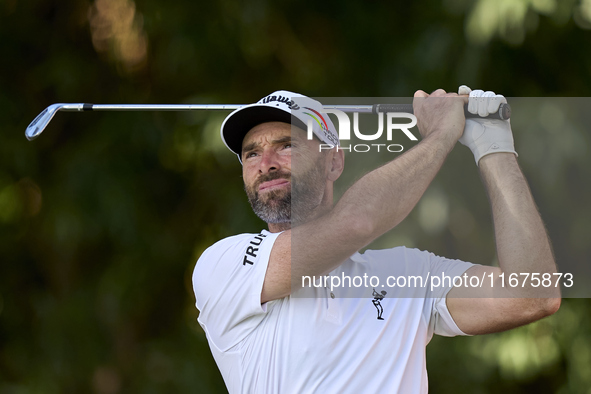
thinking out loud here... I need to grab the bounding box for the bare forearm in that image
[446,153,560,334]
[334,132,456,238]
[290,132,457,281]
[479,153,559,298]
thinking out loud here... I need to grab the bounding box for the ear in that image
[327,148,344,182]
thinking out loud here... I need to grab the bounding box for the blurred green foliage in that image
[1,0,590,393]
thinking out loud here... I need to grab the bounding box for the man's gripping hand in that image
[413,88,467,143]
[458,85,518,165]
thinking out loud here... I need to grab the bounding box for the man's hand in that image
[457,85,518,165]
[413,89,467,142]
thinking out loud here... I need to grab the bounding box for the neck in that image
[267,201,332,233]
[268,222,292,232]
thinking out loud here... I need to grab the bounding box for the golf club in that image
[25,102,511,141]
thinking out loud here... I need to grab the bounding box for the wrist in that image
[478,152,518,167]
[478,153,519,178]
[423,128,460,151]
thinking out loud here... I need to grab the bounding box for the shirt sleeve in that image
[192,230,281,351]
[424,252,474,337]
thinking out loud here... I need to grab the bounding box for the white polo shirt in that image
[193,230,474,393]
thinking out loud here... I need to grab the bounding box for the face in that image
[241,122,328,225]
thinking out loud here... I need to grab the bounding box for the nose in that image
[259,148,281,174]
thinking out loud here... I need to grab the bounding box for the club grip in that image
[373,103,511,120]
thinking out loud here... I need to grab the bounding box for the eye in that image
[243,151,258,160]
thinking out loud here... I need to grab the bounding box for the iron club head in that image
[25,104,64,141]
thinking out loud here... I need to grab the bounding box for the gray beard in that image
[248,186,292,224]
[245,159,326,226]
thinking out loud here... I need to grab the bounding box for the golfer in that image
[192,87,561,393]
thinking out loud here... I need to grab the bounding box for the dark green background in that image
[1,0,590,392]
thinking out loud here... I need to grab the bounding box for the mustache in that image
[253,172,291,190]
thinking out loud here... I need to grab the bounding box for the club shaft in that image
[56,104,379,113]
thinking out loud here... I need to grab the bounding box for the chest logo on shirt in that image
[242,232,267,266]
[372,289,387,320]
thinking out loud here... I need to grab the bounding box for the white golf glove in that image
[458,85,518,165]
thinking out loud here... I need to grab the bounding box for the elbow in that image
[352,216,376,239]
[527,296,561,322]
[349,216,381,244]
[538,283,562,318]
[509,294,561,325]
[542,296,561,317]
[334,208,379,243]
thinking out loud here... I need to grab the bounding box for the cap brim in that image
[222,105,307,156]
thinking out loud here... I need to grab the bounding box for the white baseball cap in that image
[220,90,339,161]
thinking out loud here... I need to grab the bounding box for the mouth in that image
[258,178,290,193]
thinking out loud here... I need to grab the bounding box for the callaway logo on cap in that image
[221,90,340,162]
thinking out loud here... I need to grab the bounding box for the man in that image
[192,88,560,393]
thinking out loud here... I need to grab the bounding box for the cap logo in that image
[303,107,338,146]
[303,107,330,132]
[259,94,301,110]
